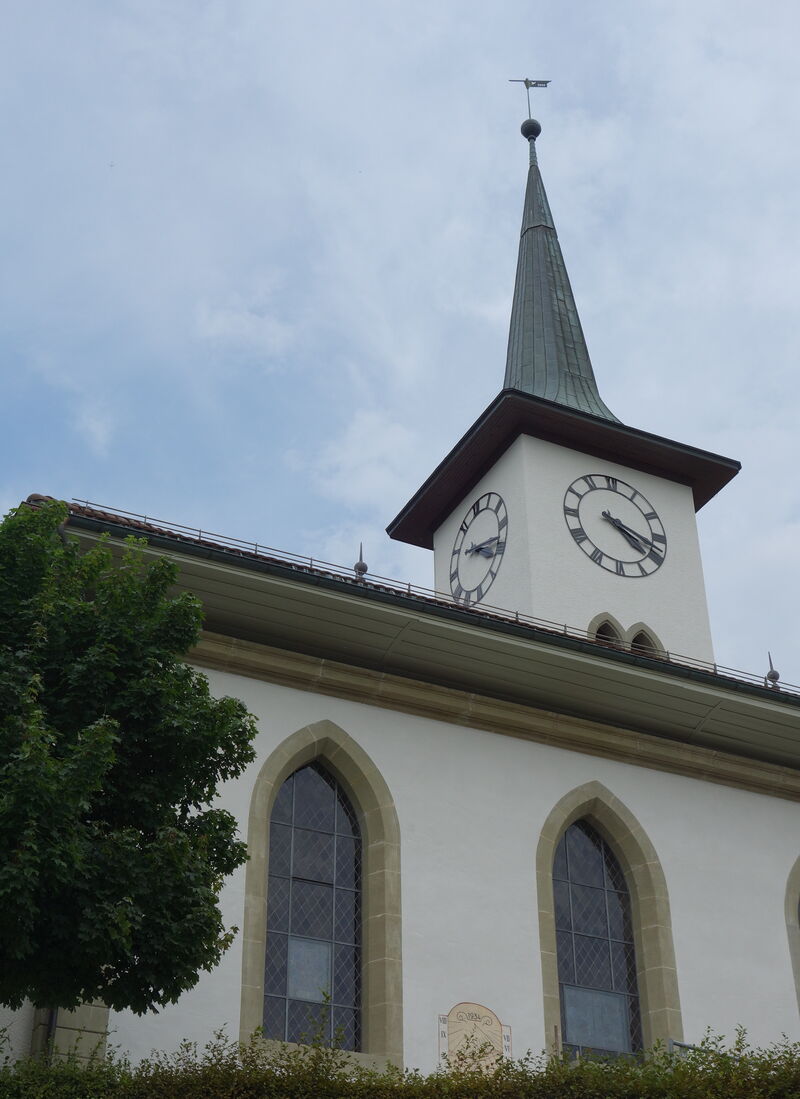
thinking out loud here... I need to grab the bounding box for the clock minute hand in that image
[612,516,653,549]
[601,510,647,553]
[465,535,499,558]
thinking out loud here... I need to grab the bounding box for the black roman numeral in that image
[498,515,508,531]
[643,511,657,521]
[615,560,625,576]
[648,548,663,565]
[652,533,666,544]
[564,506,579,518]
[605,476,618,491]
[571,527,588,544]
[583,475,597,490]
[590,547,604,565]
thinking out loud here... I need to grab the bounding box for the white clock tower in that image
[388,116,739,664]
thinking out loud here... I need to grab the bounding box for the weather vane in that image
[509,77,550,118]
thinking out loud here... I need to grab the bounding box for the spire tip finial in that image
[521,117,542,141]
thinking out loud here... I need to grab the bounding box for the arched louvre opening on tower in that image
[553,820,642,1057]
[263,763,362,1050]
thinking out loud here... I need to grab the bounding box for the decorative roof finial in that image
[508,77,550,119]
[353,543,368,582]
[766,651,781,689]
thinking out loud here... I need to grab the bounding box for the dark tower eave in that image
[387,389,740,549]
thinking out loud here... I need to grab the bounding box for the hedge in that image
[2,1028,800,1098]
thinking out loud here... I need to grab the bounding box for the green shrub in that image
[1,1028,799,1099]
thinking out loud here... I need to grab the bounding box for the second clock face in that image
[563,474,667,577]
[450,491,508,605]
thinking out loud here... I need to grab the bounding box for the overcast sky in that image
[3,1,799,685]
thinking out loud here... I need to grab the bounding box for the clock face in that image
[450,492,508,605]
[563,474,667,577]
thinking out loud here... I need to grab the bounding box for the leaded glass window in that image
[263,763,361,1050]
[554,820,642,1057]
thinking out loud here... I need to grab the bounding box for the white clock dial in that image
[450,492,508,605]
[563,474,667,577]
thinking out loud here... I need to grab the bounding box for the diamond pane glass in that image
[333,944,360,1007]
[603,847,627,891]
[264,762,362,1048]
[334,889,360,945]
[267,875,290,931]
[574,934,612,990]
[554,880,572,931]
[336,795,357,837]
[571,884,608,937]
[263,995,286,1040]
[271,776,293,824]
[287,1000,331,1044]
[333,1006,359,1051]
[293,766,336,832]
[606,890,632,942]
[269,824,292,878]
[556,930,575,983]
[566,823,604,887]
[335,836,360,890]
[611,940,639,994]
[290,880,333,939]
[555,819,641,1054]
[264,932,288,996]
[293,828,335,883]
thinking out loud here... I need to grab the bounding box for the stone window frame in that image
[240,719,402,1067]
[786,855,800,1016]
[536,780,683,1052]
[587,614,664,657]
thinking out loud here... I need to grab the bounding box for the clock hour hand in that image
[601,510,648,553]
[465,535,499,558]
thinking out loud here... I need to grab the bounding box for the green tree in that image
[0,499,258,1014]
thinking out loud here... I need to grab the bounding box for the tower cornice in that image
[386,389,740,549]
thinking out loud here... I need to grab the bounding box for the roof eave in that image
[387,389,741,549]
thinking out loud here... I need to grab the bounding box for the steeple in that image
[504,118,619,422]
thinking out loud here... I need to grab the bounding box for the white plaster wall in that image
[0,1000,34,1060]
[107,670,800,1071]
[433,435,715,663]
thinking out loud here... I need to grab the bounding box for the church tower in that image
[388,115,740,663]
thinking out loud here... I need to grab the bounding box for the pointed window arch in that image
[263,762,362,1049]
[595,620,623,647]
[786,856,800,1016]
[240,720,402,1067]
[629,627,663,657]
[554,820,641,1055]
[536,781,683,1052]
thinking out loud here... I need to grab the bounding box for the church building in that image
[6,113,800,1069]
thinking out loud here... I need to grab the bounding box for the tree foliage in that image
[0,499,258,1013]
[2,1027,800,1099]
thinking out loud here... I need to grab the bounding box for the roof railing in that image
[70,498,800,700]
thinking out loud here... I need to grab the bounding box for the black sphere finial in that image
[521,117,542,141]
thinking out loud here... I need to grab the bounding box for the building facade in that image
[5,115,800,1070]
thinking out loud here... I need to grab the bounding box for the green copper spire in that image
[504,118,619,422]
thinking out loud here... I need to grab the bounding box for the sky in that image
[2,0,799,686]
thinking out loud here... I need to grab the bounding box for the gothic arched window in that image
[263,763,361,1050]
[630,630,657,656]
[595,620,623,647]
[554,820,642,1057]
